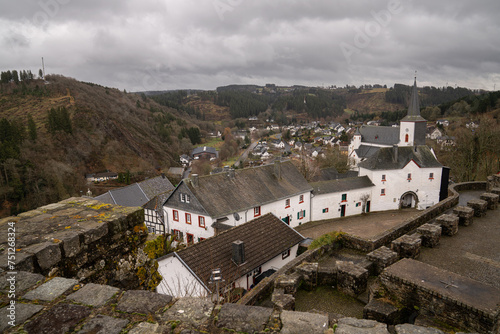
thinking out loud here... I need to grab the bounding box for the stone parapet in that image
[435,214,459,236]
[467,199,488,217]
[336,261,369,297]
[452,206,474,226]
[0,197,159,290]
[480,192,499,210]
[391,234,422,259]
[366,246,398,275]
[416,223,442,247]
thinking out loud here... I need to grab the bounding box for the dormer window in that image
[180,193,190,203]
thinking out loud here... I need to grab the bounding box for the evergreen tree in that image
[12,70,19,83]
[28,114,37,142]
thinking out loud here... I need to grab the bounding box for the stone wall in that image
[0,197,161,290]
[380,259,500,334]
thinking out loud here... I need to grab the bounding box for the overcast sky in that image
[1,0,499,92]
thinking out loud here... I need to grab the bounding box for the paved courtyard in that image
[419,191,500,289]
[296,208,418,240]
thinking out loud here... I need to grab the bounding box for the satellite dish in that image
[233,213,240,221]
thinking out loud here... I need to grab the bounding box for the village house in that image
[86,172,118,182]
[191,146,218,160]
[162,161,312,245]
[310,176,374,221]
[156,213,305,297]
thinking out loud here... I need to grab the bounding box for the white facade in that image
[156,254,209,297]
[359,161,442,212]
[233,243,300,290]
[164,207,214,245]
[164,191,311,245]
[311,188,373,221]
[156,243,301,297]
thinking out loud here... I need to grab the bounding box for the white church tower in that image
[399,75,427,146]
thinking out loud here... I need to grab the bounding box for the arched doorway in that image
[400,192,418,209]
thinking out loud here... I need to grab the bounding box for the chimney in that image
[274,160,281,180]
[191,174,199,187]
[232,240,245,265]
[393,145,398,163]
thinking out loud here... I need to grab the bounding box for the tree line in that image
[0,69,42,84]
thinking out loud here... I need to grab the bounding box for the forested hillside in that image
[0,75,213,216]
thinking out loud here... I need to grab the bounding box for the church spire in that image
[402,73,425,122]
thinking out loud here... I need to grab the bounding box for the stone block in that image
[480,192,499,210]
[280,310,329,334]
[363,298,400,325]
[127,322,160,334]
[79,315,129,334]
[452,206,474,226]
[395,323,445,334]
[271,290,295,311]
[391,234,422,259]
[116,290,172,314]
[366,246,398,275]
[67,283,119,307]
[0,271,44,293]
[24,242,62,271]
[160,297,214,328]
[296,262,318,290]
[216,303,273,333]
[58,231,82,257]
[335,317,389,334]
[0,303,44,332]
[337,261,369,296]
[23,277,78,301]
[82,221,109,244]
[416,224,442,247]
[467,199,488,217]
[490,187,500,196]
[24,303,91,334]
[274,271,303,295]
[0,252,35,272]
[435,214,459,236]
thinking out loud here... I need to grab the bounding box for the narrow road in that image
[235,141,258,168]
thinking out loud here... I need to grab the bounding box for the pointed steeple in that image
[401,74,426,122]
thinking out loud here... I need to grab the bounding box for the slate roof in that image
[95,175,174,207]
[310,176,374,195]
[401,78,426,122]
[162,213,305,292]
[359,126,400,145]
[358,145,442,170]
[191,146,217,156]
[175,161,312,219]
[144,191,174,211]
[310,167,359,182]
[354,145,381,159]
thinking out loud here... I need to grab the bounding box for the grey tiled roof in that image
[310,176,374,195]
[191,146,217,156]
[359,126,400,145]
[310,167,358,182]
[144,191,173,211]
[358,145,442,170]
[139,175,175,199]
[355,145,381,159]
[178,161,312,219]
[94,175,174,207]
[162,213,305,292]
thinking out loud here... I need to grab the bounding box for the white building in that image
[310,176,374,221]
[156,213,305,297]
[162,161,312,245]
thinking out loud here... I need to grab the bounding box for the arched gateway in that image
[400,191,418,209]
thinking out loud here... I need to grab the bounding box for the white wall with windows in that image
[359,162,442,212]
[233,243,301,290]
[311,187,373,221]
[163,207,213,245]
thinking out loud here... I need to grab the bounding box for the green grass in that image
[195,137,223,149]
